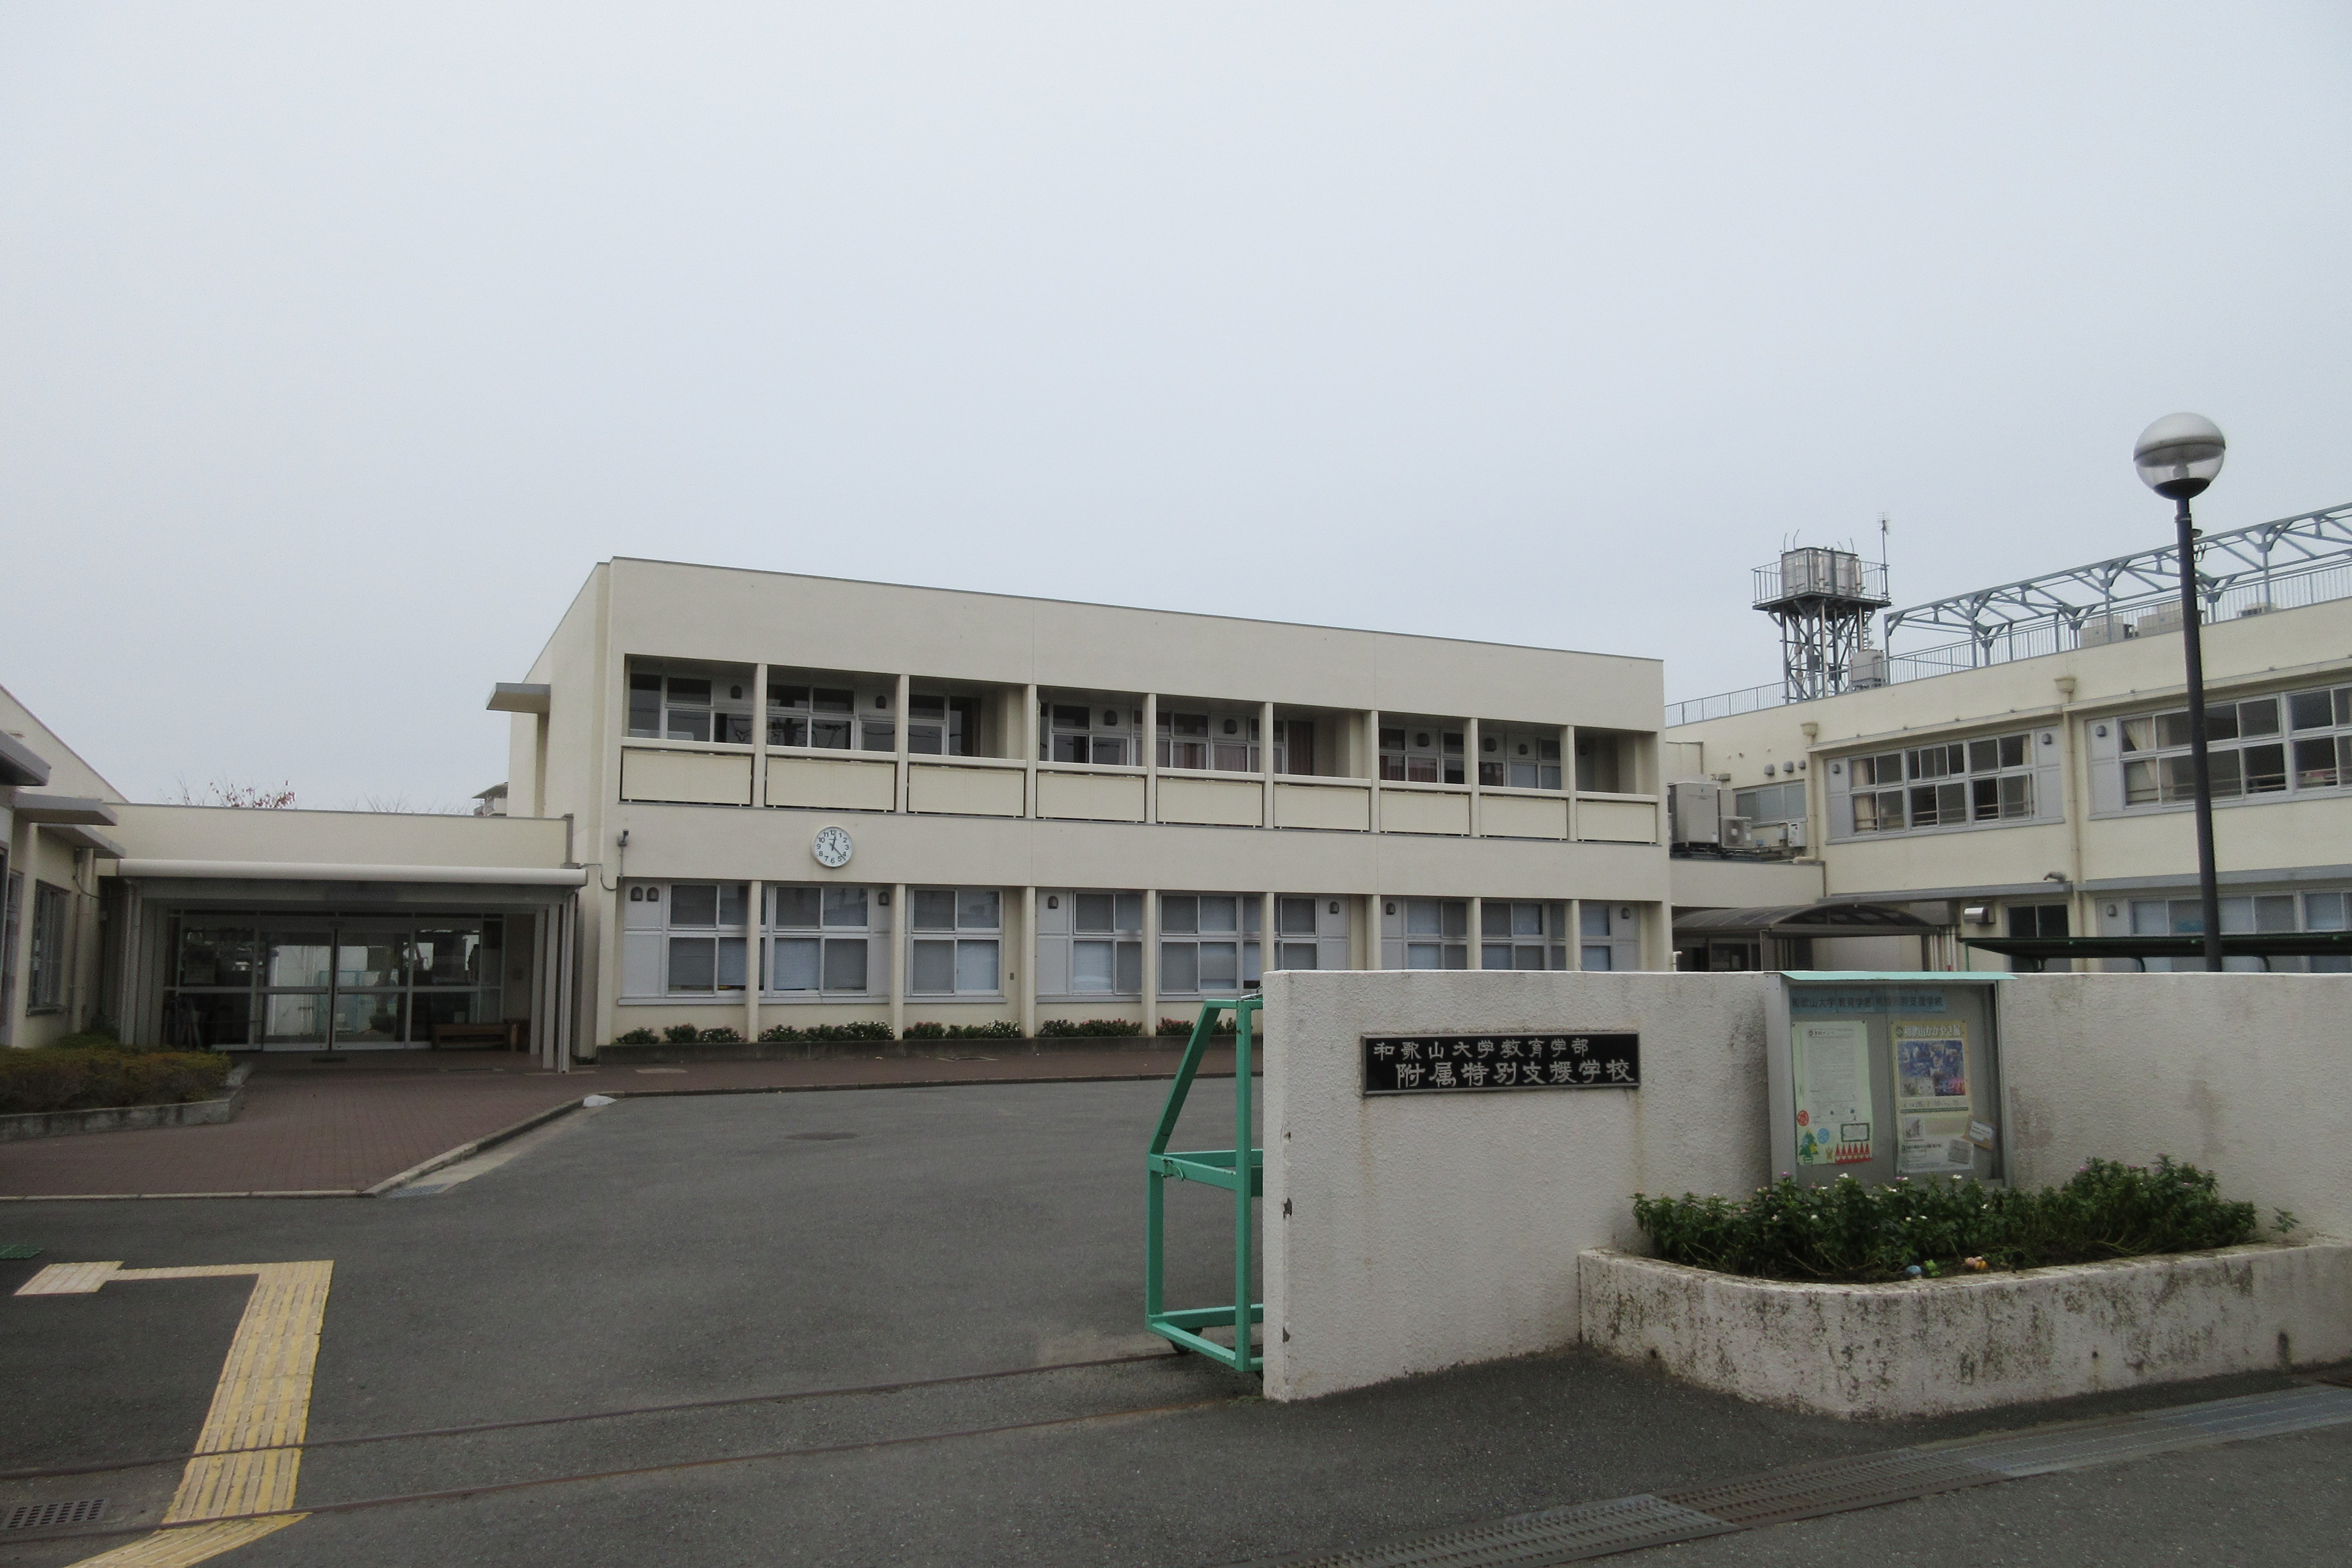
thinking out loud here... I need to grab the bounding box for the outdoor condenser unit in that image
[1720,815,1752,849]
[1668,781,1721,846]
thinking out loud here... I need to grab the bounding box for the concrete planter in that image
[0,1087,244,1141]
[1579,1242,2352,1419]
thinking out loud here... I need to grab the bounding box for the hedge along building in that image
[497,558,1671,1053]
[1662,503,2352,972]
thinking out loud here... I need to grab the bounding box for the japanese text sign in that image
[1361,1033,1640,1094]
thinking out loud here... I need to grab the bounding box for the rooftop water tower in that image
[1754,545,1891,702]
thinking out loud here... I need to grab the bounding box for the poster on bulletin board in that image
[1793,1019,1873,1165]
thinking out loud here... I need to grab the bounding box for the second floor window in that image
[2119,685,2352,805]
[629,666,754,743]
[1844,731,2043,833]
[1043,703,1136,766]
[770,684,893,751]
[1158,709,1260,772]
[908,692,979,756]
[1381,725,1464,784]
[1478,728,1563,790]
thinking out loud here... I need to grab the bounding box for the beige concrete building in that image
[501,559,1670,1052]
[1664,503,2352,974]
[1,685,129,1049]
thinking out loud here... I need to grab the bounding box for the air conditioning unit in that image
[2078,614,2133,648]
[2136,604,2183,638]
[1668,781,1721,847]
[1720,816,1752,849]
[1850,647,1887,689]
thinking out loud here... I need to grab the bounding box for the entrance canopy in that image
[1673,902,1941,941]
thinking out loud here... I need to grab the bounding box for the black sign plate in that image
[1362,1032,1640,1094]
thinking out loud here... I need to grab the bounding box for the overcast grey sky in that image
[3,4,2347,807]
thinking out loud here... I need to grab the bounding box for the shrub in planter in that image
[53,1030,132,1053]
[0,1049,233,1115]
[947,1020,1021,1040]
[902,1022,949,1041]
[1039,1018,1143,1038]
[613,1027,660,1045]
[1158,1015,1239,1037]
[782,1021,894,1043]
[1632,1157,2273,1283]
[698,1026,744,1044]
[661,1024,703,1044]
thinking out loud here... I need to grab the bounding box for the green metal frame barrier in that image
[1144,996,1263,1373]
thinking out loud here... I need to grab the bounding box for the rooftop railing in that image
[1666,501,2352,729]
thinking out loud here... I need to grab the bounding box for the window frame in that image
[626,659,757,745]
[1835,728,2050,838]
[764,882,888,999]
[27,881,69,1012]
[2114,684,2352,810]
[1156,892,1262,997]
[906,886,1004,997]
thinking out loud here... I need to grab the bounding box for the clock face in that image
[811,826,854,868]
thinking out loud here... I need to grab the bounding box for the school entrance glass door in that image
[165,914,507,1050]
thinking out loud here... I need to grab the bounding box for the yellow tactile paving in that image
[61,1517,302,1567]
[14,1260,125,1295]
[15,1259,336,1568]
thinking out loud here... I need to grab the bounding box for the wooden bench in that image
[431,1021,523,1051]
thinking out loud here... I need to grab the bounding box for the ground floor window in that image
[1580,903,1640,971]
[910,887,1002,994]
[1381,898,1468,969]
[1483,901,1569,970]
[1159,893,1261,996]
[28,882,69,1011]
[164,913,505,1049]
[622,881,751,996]
[1037,889,1144,998]
[767,883,886,996]
[2124,889,2349,972]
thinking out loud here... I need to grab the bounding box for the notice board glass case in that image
[1764,972,2008,1189]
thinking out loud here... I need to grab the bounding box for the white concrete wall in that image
[1260,969,1778,1401]
[1261,968,2352,1401]
[2001,973,2352,1244]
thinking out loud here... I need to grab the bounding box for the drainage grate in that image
[1660,1449,1996,1528]
[4,1500,105,1531]
[1278,1494,1737,1566]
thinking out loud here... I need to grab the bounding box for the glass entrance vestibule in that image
[164,912,516,1050]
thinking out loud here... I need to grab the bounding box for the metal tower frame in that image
[1753,549,1892,703]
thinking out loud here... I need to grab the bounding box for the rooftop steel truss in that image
[1882,501,2352,654]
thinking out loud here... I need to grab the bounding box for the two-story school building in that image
[499,559,1672,1052]
[1663,503,2352,973]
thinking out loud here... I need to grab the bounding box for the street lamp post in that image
[2133,413,2229,972]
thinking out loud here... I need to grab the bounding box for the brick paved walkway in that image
[0,1048,1233,1199]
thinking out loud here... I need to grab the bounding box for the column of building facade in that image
[888,881,907,1039]
[1022,684,1039,818]
[1467,896,1483,971]
[1019,886,1039,1038]
[1142,692,1159,823]
[1259,891,1275,988]
[750,662,769,809]
[1367,707,1383,833]
[1259,700,1275,828]
[893,673,912,813]
[745,877,764,1043]
[1142,886,1160,1036]
[1466,716,1482,838]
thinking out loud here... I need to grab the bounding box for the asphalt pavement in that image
[1,1079,2345,1567]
